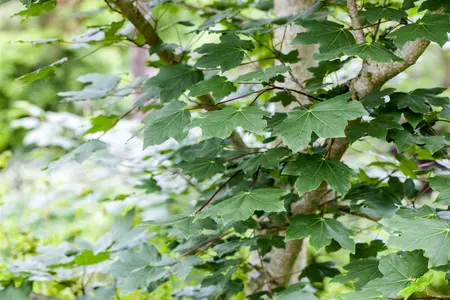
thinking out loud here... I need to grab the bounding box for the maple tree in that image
[2,0,450,299]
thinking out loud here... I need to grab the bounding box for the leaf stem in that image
[194,170,242,214]
[257,247,273,298]
[181,230,232,257]
[250,166,261,190]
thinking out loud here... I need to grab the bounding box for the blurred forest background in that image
[1,0,450,299]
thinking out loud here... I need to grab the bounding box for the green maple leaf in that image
[391,88,450,113]
[176,159,225,180]
[145,65,203,103]
[388,13,450,47]
[286,214,355,252]
[271,93,367,152]
[292,20,355,52]
[283,154,354,195]
[189,75,236,101]
[429,176,450,204]
[16,57,67,84]
[273,283,318,300]
[398,271,434,299]
[194,34,254,71]
[314,42,401,63]
[74,250,109,266]
[420,136,450,154]
[332,258,382,290]
[143,100,191,148]
[238,65,291,82]
[339,290,386,300]
[190,106,266,140]
[58,73,121,101]
[347,115,402,143]
[85,114,119,134]
[141,215,217,239]
[365,251,428,298]
[197,188,286,224]
[47,140,107,169]
[390,129,418,152]
[359,7,407,23]
[361,88,395,108]
[381,216,450,266]
[420,0,450,13]
[238,148,291,174]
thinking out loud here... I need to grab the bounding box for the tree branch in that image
[347,0,365,43]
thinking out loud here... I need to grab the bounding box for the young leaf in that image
[145,65,203,103]
[388,13,450,47]
[381,216,450,266]
[283,154,354,195]
[238,65,291,82]
[85,114,119,134]
[190,106,266,140]
[313,42,401,63]
[197,188,286,224]
[429,176,450,204]
[238,148,291,174]
[292,20,356,52]
[194,34,254,71]
[332,258,382,290]
[189,75,236,101]
[286,214,355,252]
[143,100,191,148]
[391,88,450,113]
[271,93,367,152]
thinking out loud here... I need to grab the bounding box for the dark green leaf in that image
[314,42,401,63]
[238,148,290,174]
[429,176,450,204]
[194,34,254,71]
[176,159,225,180]
[283,154,354,195]
[238,65,291,82]
[391,88,449,113]
[332,258,382,290]
[286,214,355,252]
[189,75,236,101]
[359,7,407,23]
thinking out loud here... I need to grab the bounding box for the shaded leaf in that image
[238,65,291,82]
[189,75,236,101]
[429,176,450,204]
[314,42,401,63]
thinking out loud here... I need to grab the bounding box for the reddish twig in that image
[181,230,232,257]
[322,182,328,218]
[250,88,275,106]
[194,170,242,214]
[257,248,273,297]
[250,166,261,190]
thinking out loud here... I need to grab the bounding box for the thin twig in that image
[250,88,275,105]
[257,248,273,298]
[194,170,242,214]
[250,166,261,190]
[181,231,232,257]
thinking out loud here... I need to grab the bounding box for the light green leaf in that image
[381,216,450,266]
[212,239,256,257]
[292,20,355,52]
[238,148,291,174]
[332,258,382,290]
[194,34,254,71]
[197,188,286,224]
[283,154,354,195]
[286,214,355,252]
[388,13,450,47]
[314,42,401,63]
[16,57,67,84]
[145,65,203,103]
[391,88,449,113]
[238,65,291,82]
[75,250,109,266]
[14,0,56,20]
[273,283,318,300]
[143,100,191,148]
[85,114,119,134]
[420,136,450,154]
[429,176,450,204]
[272,93,367,151]
[58,73,121,101]
[398,271,434,299]
[47,140,107,170]
[395,154,418,179]
[176,159,225,180]
[190,106,266,140]
[189,75,236,101]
